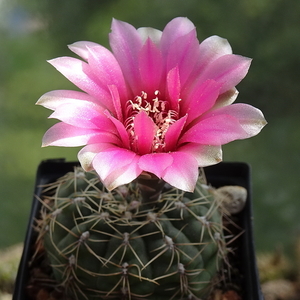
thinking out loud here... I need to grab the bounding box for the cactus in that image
[36,167,227,300]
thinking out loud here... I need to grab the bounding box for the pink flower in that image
[37,17,266,192]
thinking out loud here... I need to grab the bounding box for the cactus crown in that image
[35,167,229,300]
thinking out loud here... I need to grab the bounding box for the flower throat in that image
[125,90,178,152]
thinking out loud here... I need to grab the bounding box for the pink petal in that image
[166,29,200,87]
[178,143,222,167]
[162,152,199,192]
[138,153,173,178]
[86,45,128,101]
[196,54,252,94]
[49,102,115,130]
[137,27,162,44]
[48,57,115,112]
[133,111,156,155]
[108,84,123,122]
[139,38,163,93]
[78,143,115,171]
[69,42,128,105]
[42,123,119,147]
[68,41,101,61]
[204,103,267,137]
[196,35,233,72]
[140,151,199,191]
[166,67,181,112]
[160,17,196,56]
[180,114,248,145]
[36,90,101,111]
[104,112,130,149]
[181,79,222,124]
[212,88,239,109]
[164,115,187,152]
[109,19,143,94]
[92,147,142,190]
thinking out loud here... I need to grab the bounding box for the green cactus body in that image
[38,167,227,300]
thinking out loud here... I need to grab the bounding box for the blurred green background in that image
[0,0,299,255]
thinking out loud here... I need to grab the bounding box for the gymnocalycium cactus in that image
[35,16,266,300]
[37,167,227,299]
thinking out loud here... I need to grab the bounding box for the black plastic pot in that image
[13,159,263,300]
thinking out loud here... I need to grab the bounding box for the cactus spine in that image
[36,167,227,300]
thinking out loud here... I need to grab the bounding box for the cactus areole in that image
[37,167,229,300]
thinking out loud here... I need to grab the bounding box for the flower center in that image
[125,90,178,152]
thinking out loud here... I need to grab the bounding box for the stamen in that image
[141,91,147,99]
